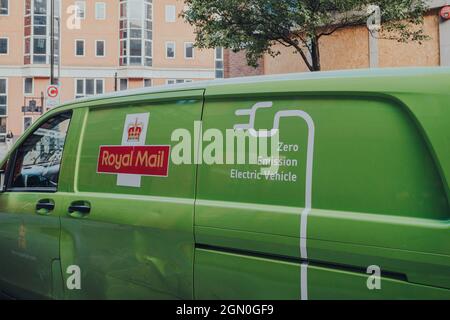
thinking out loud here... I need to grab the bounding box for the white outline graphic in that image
[234,102,315,300]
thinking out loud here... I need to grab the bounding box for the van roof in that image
[59,67,450,108]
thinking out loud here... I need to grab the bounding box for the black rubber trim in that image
[196,243,408,282]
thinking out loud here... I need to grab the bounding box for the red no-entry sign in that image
[441,6,450,20]
[47,85,59,98]
[46,85,60,109]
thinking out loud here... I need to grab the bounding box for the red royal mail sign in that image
[97,145,171,177]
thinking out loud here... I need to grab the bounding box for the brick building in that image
[224,0,450,78]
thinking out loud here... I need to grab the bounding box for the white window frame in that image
[75,39,85,57]
[120,78,128,91]
[0,0,8,16]
[184,42,194,60]
[23,77,34,96]
[0,78,8,117]
[95,2,106,20]
[119,0,153,67]
[165,41,176,59]
[0,37,8,55]
[74,78,104,99]
[75,1,86,20]
[24,0,61,65]
[95,40,105,57]
[165,5,176,23]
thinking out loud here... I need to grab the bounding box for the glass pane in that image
[144,57,152,66]
[76,80,83,94]
[120,79,128,90]
[24,118,33,131]
[0,38,7,54]
[10,112,72,190]
[76,41,84,56]
[166,43,175,58]
[215,70,224,78]
[0,117,6,134]
[146,3,152,20]
[145,41,152,57]
[25,78,33,94]
[130,39,141,56]
[33,55,47,64]
[0,0,7,15]
[129,20,143,29]
[96,80,103,94]
[0,96,6,105]
[130,28,142,38]
[185,44,193,58]
[34,15,46,25]
[0,79,6,93]
[96,41,104,56]
[34,26,47,36]
[86,79,94,95]
[25,0,31,15]
[120,3,127,18]
[34,0,47,14]
[128,0,142,20]
[0,106,6,116]
[215,47,223,60]
[130,57,142,65]
[33,38,46,54]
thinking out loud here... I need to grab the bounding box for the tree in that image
[182,0,429,72]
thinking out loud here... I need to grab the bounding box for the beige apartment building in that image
[0,0,221,140]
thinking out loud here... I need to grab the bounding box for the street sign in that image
[46,85,60,109]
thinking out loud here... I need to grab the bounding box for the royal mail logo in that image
[127,118,144,142]
[97,145,170,177]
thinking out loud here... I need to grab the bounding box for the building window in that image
[0,38,7,55]
[184,42,194,59]
[144,79,152,87]
[23,117,33,132]
[165,5,176,22]
[120,0,153,67]
[0,117,6,136]
[24,0,60,65]
[24,78,34,95]
[166,42,175,59]
[0,79,7,116]
[95,2,106,20]
[215,47,224,78]
[166,79,192,85]
[75,79,104,99]
[75,1,86,19]
[96,40,105,57]
[0,0,8,15]
[120,79,128,91]
[75,40,85,56]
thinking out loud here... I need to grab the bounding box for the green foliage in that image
[182,0,429,71]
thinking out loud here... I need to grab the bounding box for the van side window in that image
[8,112,72,191]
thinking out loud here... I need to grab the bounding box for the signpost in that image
[46,85,60,109]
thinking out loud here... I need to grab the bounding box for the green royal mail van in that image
[0,67,449,300]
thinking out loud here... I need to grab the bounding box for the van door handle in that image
[36,199,55,216]
[68,201,91,218]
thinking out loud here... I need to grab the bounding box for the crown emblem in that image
[127,118,143,142]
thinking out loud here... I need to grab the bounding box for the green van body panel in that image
[0,68,448,299]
